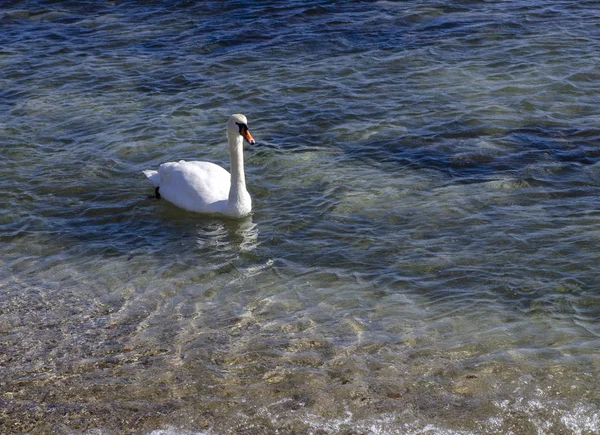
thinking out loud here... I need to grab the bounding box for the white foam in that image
[82,401,600,435]
[147,428,210,435]
[491,398,600,435]
[561,405,600,434]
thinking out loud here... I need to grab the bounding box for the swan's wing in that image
[142,170,160,187]
[158,160,231,211]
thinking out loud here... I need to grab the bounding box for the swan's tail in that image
[142,170,161,187]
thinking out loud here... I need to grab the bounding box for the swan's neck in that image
[229,135,245,189]
[227,133,251,215]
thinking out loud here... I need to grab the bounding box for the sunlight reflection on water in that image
[1,0,599,433]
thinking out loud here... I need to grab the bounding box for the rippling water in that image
[1,1,600,433]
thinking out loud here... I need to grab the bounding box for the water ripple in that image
[1,0,600,433]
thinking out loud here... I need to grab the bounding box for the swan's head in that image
[227,114,255,145]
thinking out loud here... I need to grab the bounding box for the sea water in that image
[1,1,599,433]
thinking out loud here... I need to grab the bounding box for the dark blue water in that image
[1,1,599,433]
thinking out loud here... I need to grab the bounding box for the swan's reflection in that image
[194,216,260,255]
[193,217,274,278]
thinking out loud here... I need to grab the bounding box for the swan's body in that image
[142,114,255,218]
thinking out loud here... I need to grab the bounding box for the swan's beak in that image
[242,129,256,145]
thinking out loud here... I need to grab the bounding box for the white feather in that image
[142,114,254,218]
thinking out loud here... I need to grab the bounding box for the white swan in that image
[142,114,255,218]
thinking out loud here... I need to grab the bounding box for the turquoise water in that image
[1,1,599,433]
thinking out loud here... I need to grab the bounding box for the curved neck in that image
[227,133,247,202]
[228,133,245,187]
[223,131,251,217]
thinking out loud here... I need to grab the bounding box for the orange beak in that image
[242,129,255,145]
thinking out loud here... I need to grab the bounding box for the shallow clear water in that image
[1,1,600,433]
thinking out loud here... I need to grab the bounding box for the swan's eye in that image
[236,122,248,135]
